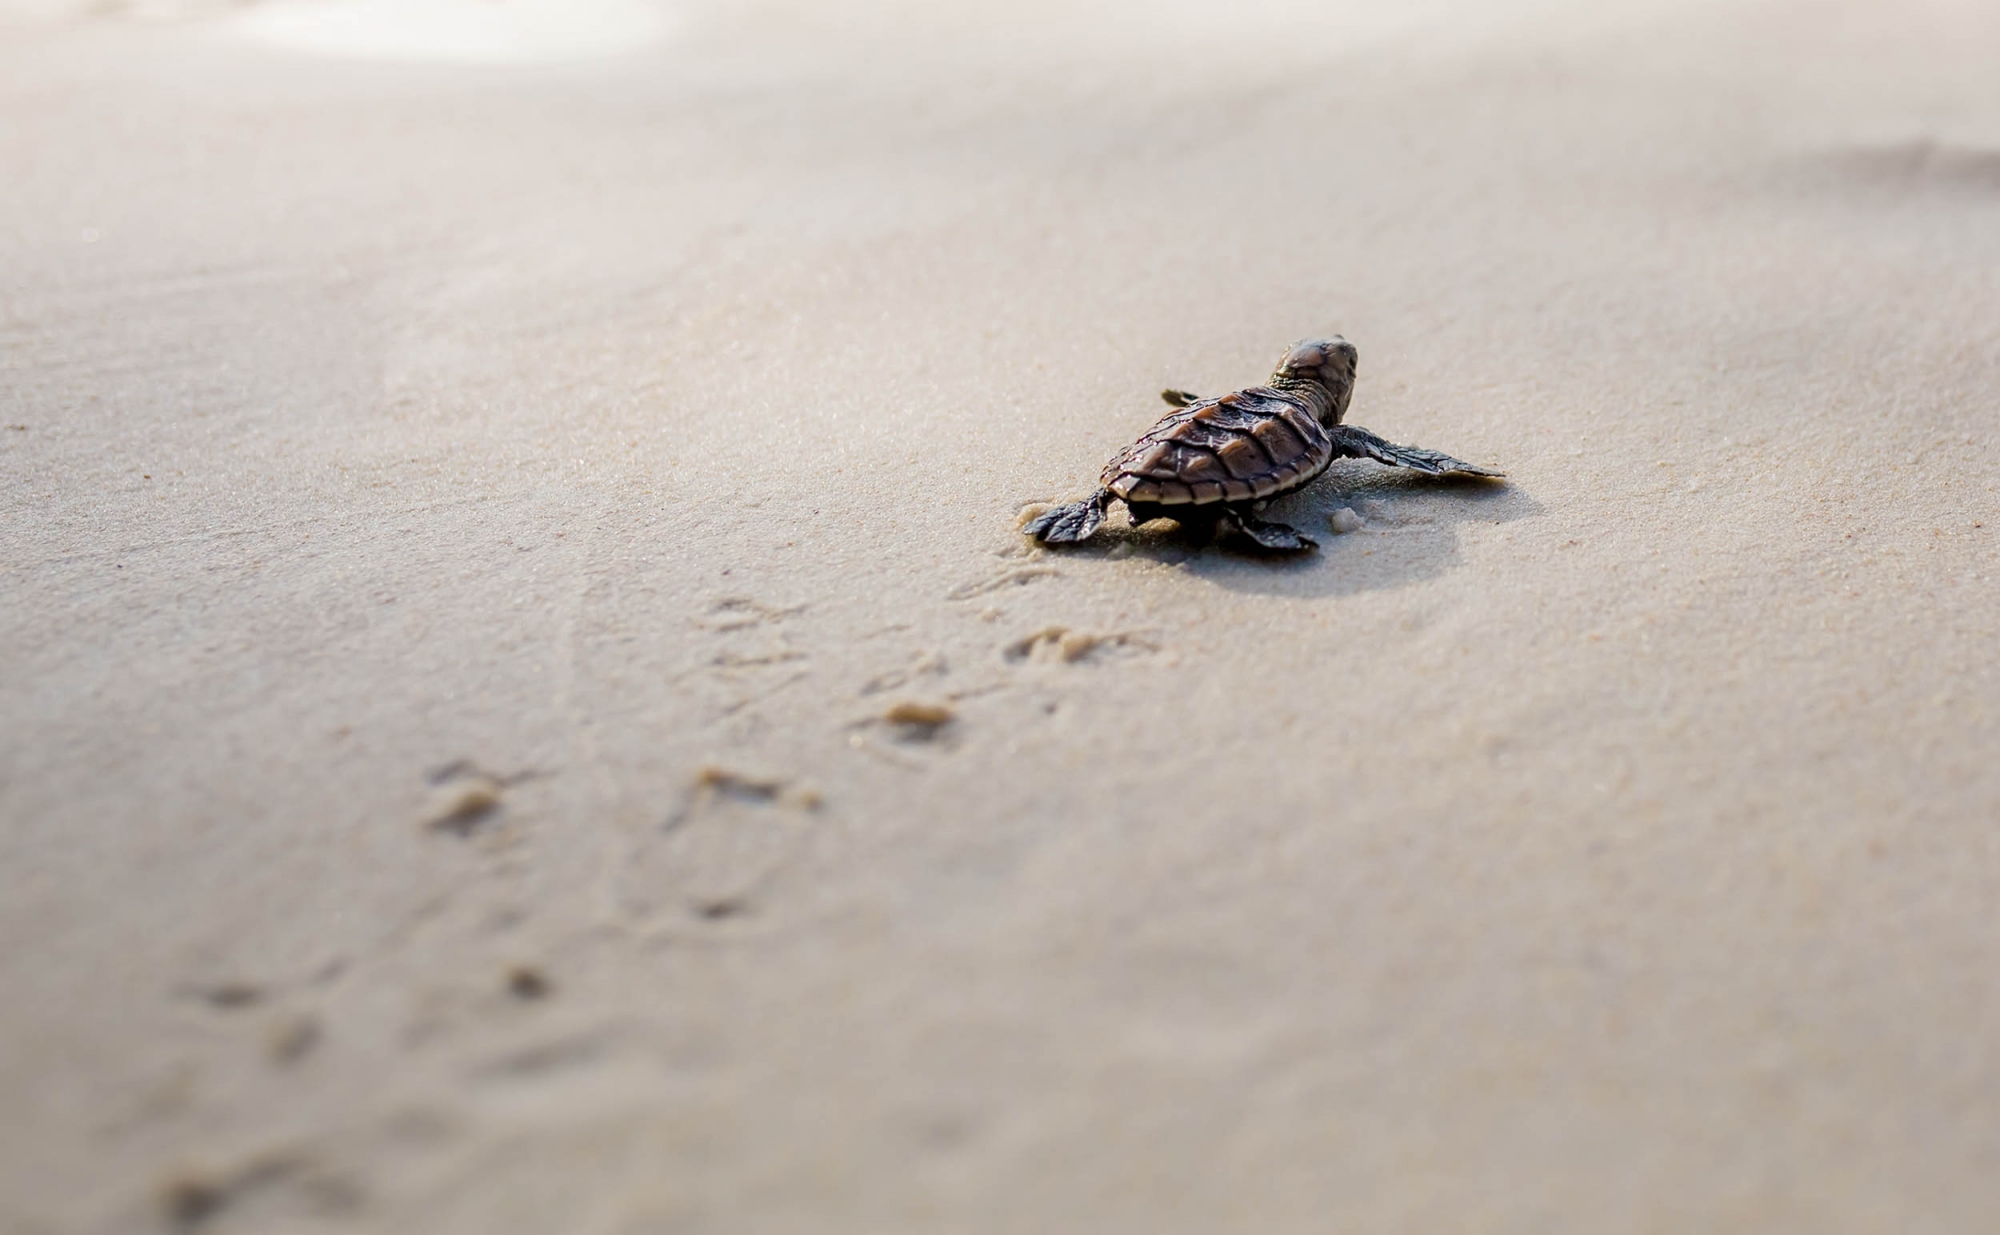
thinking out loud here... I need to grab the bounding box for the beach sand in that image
[4,0,2000,1229]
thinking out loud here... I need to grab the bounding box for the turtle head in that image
[1274,336,1359,425]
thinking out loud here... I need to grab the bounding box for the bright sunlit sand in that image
[227,0,670,63]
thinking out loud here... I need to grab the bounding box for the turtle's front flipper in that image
[1024,489,1112,545]
[1331,426,1505,478]
[1160,389,1201,408]
[1219,506,1317,553]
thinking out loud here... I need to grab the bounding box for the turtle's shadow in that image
[1062,464,1541,599]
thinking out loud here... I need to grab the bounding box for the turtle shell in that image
[1101,387,1332,506]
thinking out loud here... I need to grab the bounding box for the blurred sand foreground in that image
[4,0,2000,1230]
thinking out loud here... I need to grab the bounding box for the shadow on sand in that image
[1044,462,1542,600]
[1799,140,2000,197]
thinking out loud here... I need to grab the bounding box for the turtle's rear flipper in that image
[1332,425,1505,477]
[1160,389,1202,408]
[1024,490,1111,545]
[1220,507,1316,553]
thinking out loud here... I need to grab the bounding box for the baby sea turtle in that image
[1024,337,1502,552]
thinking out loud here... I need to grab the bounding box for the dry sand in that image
[4,0,2000,1230]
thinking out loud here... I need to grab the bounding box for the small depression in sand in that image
[226,0,671,65]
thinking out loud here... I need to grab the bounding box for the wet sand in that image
[4,0,2000,1230]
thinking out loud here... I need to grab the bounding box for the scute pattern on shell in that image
[1101,388,1333,506]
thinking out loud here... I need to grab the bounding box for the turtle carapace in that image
[1023,337,1503,552]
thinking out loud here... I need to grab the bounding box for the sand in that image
[3,0,2000,1230]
